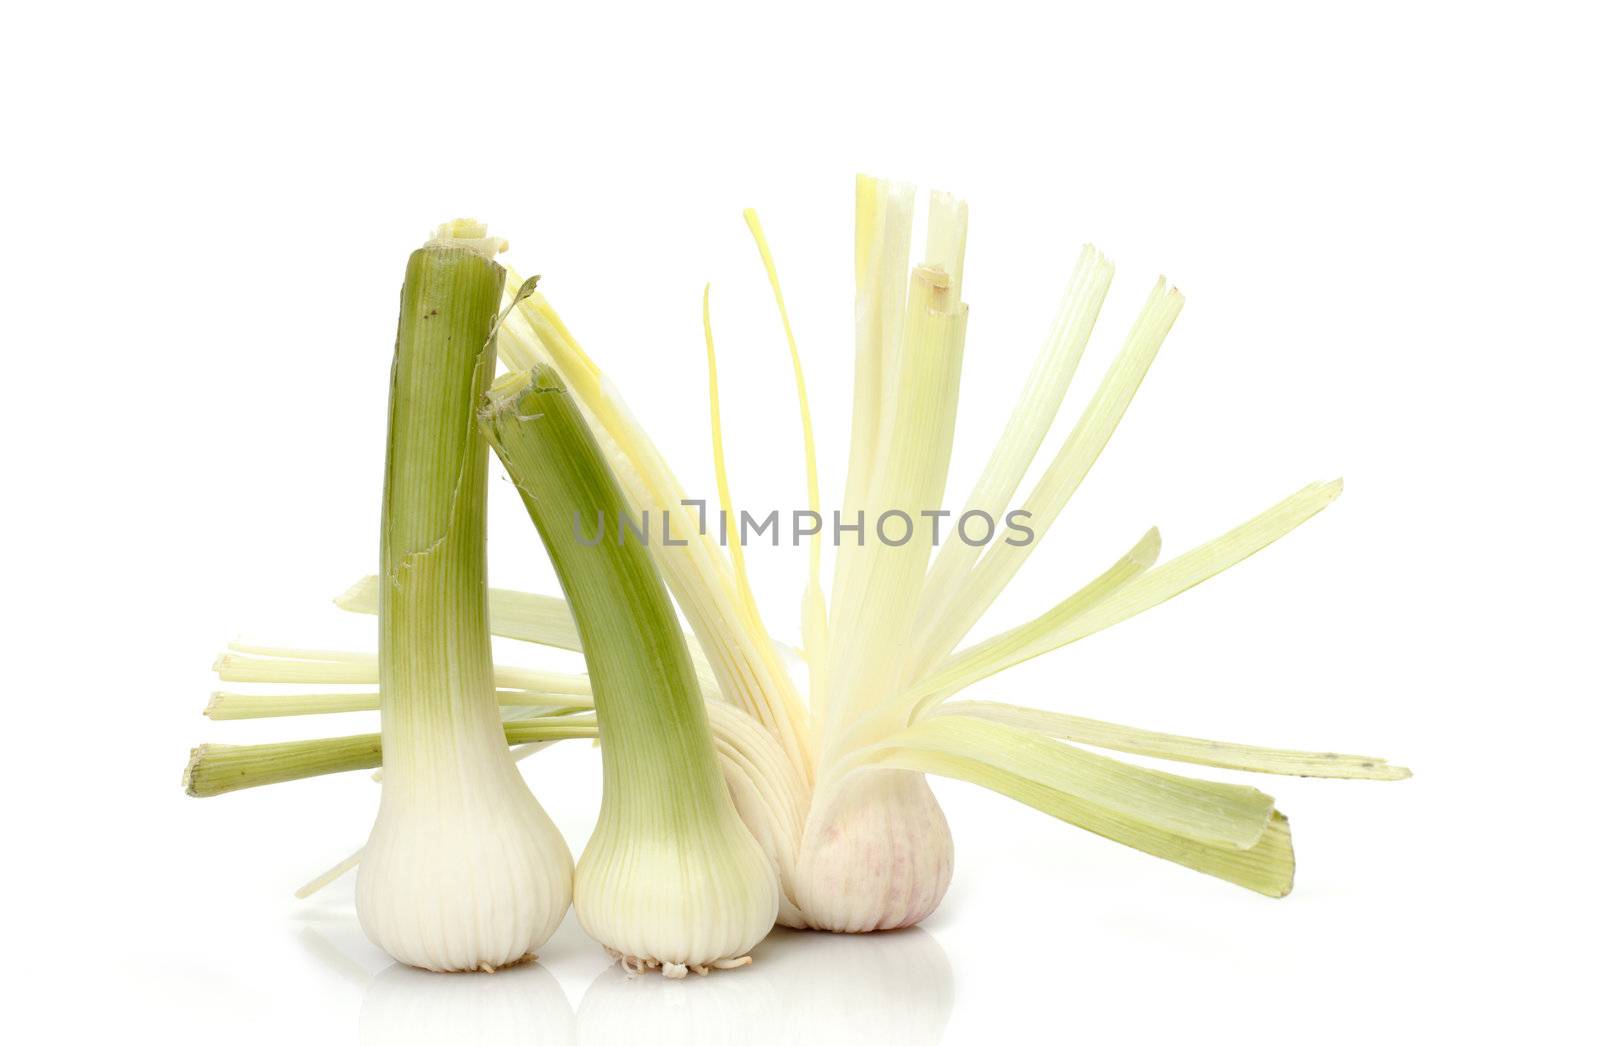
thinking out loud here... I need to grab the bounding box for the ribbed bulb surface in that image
[358,750,573,971]
[575,794,780,973]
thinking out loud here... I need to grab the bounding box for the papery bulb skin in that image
[793,769,954,933]
[575,799,780,975]
[357,754,574,973]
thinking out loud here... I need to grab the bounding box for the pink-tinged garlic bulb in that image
[793,770,953,932]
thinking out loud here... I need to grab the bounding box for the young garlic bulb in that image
[358,746,573,972]
[792,770,953,933]
[576,782,780,975]
[356,226,573,972]
[483,367,778,975]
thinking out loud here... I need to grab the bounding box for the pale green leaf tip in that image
[426,219,508,261]
[487,368,535,397]
[1133,527,1162,568]
[333,575,376,611]
[512,275,540,306]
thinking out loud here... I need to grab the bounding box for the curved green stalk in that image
[483,369,730,812]
[496,276,815,782]
[481,365,778,973]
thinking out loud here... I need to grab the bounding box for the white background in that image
[5,2,1596,1043]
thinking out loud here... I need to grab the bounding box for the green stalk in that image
[482,369,726,811]
[481,365,778,974]
[182,718,599,797]
[376,238,504,789]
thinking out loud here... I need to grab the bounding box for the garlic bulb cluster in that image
[189,189,1409,973]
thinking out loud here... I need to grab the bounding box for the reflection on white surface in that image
[360,961,576,1045]
[302,909,950,1045]
[578,957,780,1046]
[577,927,952,1046]
[296,925,375,989]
